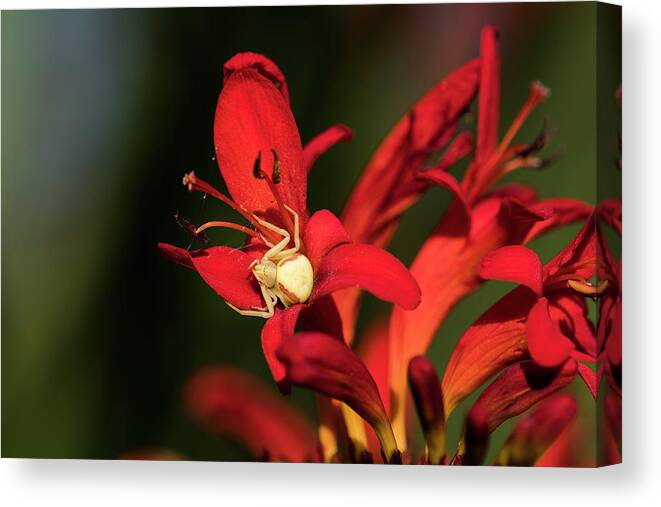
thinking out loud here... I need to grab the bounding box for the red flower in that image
[479,214,599,377]
[277,332,400,463]
[159,53,420,389]
[335,43,481,344]
[386,26,591,446]
[440,214,599,419]
[185,366,319,462]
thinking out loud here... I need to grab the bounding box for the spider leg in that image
[252,215,291,262]
[272,205,301,261]
[225,301,273,319]
[225,284,275,319]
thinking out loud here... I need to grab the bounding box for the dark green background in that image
[2,3,619,461]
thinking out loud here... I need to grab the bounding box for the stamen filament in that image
[495,81,550,161]
[465,82,550,200]
[195,220,260,238]
[183,171,270,236]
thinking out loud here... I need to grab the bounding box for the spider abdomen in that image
[276,253,314,306]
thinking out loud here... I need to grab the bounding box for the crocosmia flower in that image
[159,53,420,387]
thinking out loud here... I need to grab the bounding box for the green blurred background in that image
[2,3,619,461]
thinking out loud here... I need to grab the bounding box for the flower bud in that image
[408,355,445,464]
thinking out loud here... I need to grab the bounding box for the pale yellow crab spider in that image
[226,205,314,318]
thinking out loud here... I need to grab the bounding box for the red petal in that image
[476,26,500,163]
[356,319,391,461]
[357,319,390,416]
[544,212,598,281]
[576,361,598,398]
[441,286,537,415]
[549,292,596,356]
[469,359,578,435]
[303,124,353,174]
[313,243,421,310]
[158,242,195,270]
[276,332,397,457]
[389,193,549,437]
[261,305,305,390]
[189,246,262,310]
[298,294,345,342]
[496,394,577,466]
[526,297,575,369]
[184,366,318,462]
[214,67,306,219]
[416,169,471,231]
[524,198,593,243]
[479,245,544,296]
[223,52,290,103]
[302,209,351,271]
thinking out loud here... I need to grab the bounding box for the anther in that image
[271,149,281,183]
[183,171,197,192]
[253,151,265,179]
[517,118,551,158]
[568,279,609,297]
[174,211,209,243]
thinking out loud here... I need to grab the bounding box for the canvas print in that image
[1,2,621,466]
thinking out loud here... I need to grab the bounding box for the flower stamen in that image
[195,220,260,238]
[252,150,295,235]
[567,278,609,297]
[182,171,270,237]
[466,81,550,200]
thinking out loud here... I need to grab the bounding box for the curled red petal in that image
[480,245,544,296]
[416,169,471,231]
[276,332,397,457]
[223,52,290,103]
[214,67,306,219]
[524,198,593,243]
[190,246,263,310]
[184,366,318,462]
[302,209,351,271]
[469,359,578,435]
[261,305,305,391]
[158,242,195,270]
[303,124,353,174]
[526,297,575,369]
[313,243,421,310]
